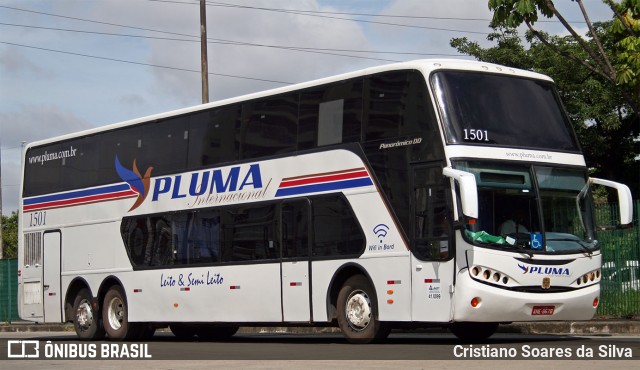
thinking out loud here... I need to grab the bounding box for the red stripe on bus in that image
[279,170,369,188]
[24,190,137,211]
[281,168,366,181]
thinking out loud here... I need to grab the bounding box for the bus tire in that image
[72,288,105,340]
[336,275,390,344]
[196,325,239,341]
[170,324,197,339]
[449,322,498,341]
[102,285,131,340]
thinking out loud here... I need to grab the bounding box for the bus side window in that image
[60,136,98,192]
[239,94,297,159]
[23,144,63,197]
[311,196,365,257]
[152,216,174,266]
[140,118,188,176]
[413,167,451,261]
[168,212,222,266]
[187,107,239,169]
[98,126,143,186]
[189,211,220,264]
[282,201,310,259]
[122,218,149,267]
[220,204,279,262]
[298,79,363,150]
[364,71,427,141]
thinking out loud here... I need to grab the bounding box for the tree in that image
[1,212,18,259]
[451,1,640,196]
[488,0,640,108]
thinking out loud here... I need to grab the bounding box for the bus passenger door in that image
[43,231,62,323]
[410,165,455,322]
[280,200,312,322]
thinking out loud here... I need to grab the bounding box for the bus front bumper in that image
[453,272,600,322]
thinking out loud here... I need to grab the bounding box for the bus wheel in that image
[170,324,197,339]
[102,286,131,340]
[196,325,239,341]
[337,275,390,344]
[449,322,498,341]
[72,288,105,340]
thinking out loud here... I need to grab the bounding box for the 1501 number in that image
[463,129,489,142]
[29,211,47,227]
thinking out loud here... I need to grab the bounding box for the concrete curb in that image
[0,323,74,333]
[1,321,639,334]
[503,321,640,335]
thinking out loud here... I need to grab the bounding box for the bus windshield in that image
[431,71,580,152]
[455,161,597,254]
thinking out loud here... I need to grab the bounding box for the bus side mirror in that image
[443,167,478,220]
[590,178,633,225]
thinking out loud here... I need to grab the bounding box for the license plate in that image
[532,305,555,315]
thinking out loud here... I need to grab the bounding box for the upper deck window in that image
[431,71,580,152]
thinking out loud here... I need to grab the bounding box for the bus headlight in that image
[574,268,601,287]
[469,265,516,287]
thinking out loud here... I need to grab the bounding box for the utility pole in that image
[200,0,210,104]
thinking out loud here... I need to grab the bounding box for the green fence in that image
[596,200,640,318]
[0,258,19,323]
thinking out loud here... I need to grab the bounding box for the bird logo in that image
[115,155,153,212]
[518,264,529,274]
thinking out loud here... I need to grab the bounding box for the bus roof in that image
[25,59,553,149]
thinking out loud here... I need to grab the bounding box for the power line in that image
[0,22,402,62]
[0,7,410,85]
[1,22,456,62]
[0,41,293,85]
[0,3,491,36]
[202,1,490,34]
[0,22,197,42]
[0,7,463,61]
[0,4,198,38]
[148,0,582,23]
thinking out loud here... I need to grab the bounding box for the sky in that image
[0,0,613,215]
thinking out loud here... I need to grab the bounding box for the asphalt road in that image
[1,331,638,368]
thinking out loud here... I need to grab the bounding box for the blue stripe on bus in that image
[23,183,132,205]
[274,178,373,197]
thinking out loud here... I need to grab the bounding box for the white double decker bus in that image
[18,60,632,343]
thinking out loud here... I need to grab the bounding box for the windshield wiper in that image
[473,240,533,258]
[504,234,533,258]
[546,238,594,256]
[509,242,533,258]
[465,230,533,257]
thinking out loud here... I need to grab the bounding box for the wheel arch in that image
[325,262,377,321]
[64,277,92,322]
[97,275,126,310]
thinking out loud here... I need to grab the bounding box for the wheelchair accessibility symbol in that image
[530,232,543,250]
